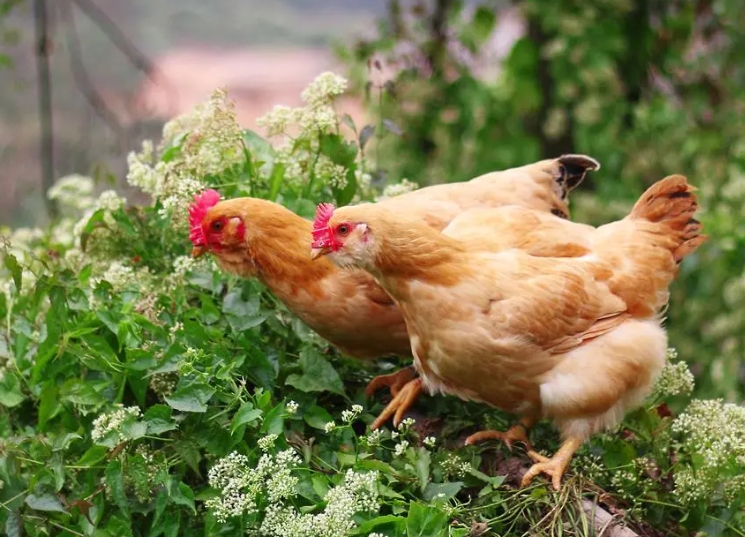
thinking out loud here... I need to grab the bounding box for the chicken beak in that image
[310,246,331,260]
[191,245,207,258]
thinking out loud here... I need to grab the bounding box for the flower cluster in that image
[285,400,299,415]
[126,87,244,228]
[341,404,363,423]
[441,453,473,479]
[259,469,380,537]
[91,406,142,443]
[671,399,745,506]
[377,178,419,199]
[650,347,695,399]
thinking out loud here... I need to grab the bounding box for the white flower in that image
[362,429,383,447]
[285,400,299,415]
[324,421,337,433]
[258,434,278,452]
[47,174,96,212]
[394,440,409,457]
[397,417,416,431]
[95,190,126,212]
[91,406,141,443]
[423,436,437,448]
[341,404,363,424]
[652,350,695,399]
[671,399,745,506]
[300,72,348,108]
[257,105,297,137]
[378,178,419,199]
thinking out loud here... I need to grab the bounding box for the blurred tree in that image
[345,0,745,402]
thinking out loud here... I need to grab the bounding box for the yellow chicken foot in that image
[369,378,422,430]
[464,416,536,452]
[365,366,417,398]
[521,436,582,491]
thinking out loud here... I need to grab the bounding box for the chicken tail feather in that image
[557,154,601,194]
[629,175,708,263]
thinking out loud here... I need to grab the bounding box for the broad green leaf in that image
[51,432,82,452]
[165,383,215,413]
[144,405,178,435]
[405,501,448,537]
[25,493,68,514]
[319,133,358,166]
[4,511,22,537]
[231,402,262,434]
[352,515,406,536]
[105,460,130,520]
[170,481,196,514]
[285,348,346,397]
[423,481,463,502]
[0,371,24,407]
[472,6,496,44]
[359,124,376,150]
[222,290,267,331]
[414,447,431,493]
[303,404,335,430]
[76,445,108,467]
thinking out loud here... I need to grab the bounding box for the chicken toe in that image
[370,378,422,430]
[365,366,417,398]
[521,436,582,490]
[464,417,535,451]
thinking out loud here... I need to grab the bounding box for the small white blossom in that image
[91,406,142,443]
[258,434,278,452]
[341,404,363,424]
[394,440,409,457]
[300,72,348,108]
[95,190,126,212]
[378,179,419,199]
[362,429,384,447]
[285,400,299,415]
[397,417,416,431]
[423,436,437,448]
[47,174,96,212]
[257,105,298,137]
[324,421,337,433]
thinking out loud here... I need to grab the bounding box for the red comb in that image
[312,203,336,246]
[188,189,221,245]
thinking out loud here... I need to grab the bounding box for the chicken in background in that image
[311,175,706,489]
[188,155,600,430]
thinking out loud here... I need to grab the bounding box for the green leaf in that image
[25,492,68,514]
[59,378,106,406]
[468,467,505,487]
[423,481,463,502]
[222,290,267,331]
[107,515,135,537]
[231,402,263,434]
[319,133,358,167]
[268,162,285,201]
[359,124,376,150]
[382,119,403,136]
[170,481,196,514]
[472,6,496,44]
[105,460,130,520]
[0,372,24,407]
[303,404,334,430]
[51,432,82,452]
[76,445,108,467]
[415,447,431,493]
[144,404,178,435]
[352,515,406,536]
[4,511,22,537]
[285,348,346,397]
[405,501,448,537]
[3,252,21,291]
[165,383,215,413]
[333,167,358,206]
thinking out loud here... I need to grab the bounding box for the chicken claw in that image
[520,436,582,491]
[369,378,422,430]
[464,416,536,451]
[365,366,417,398]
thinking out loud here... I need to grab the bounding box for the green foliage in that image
[345,0,745,407]
[1,10,745,536]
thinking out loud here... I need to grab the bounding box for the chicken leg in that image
[464,415,536,452]
[369,378,422,430]
[365,366,417,399]
[521,436,582,491]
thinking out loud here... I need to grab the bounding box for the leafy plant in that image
[1,72,743,537]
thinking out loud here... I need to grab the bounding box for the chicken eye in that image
[337,224,352,236]
[211,221,224,231]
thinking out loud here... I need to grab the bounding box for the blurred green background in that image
[1,0,743,404]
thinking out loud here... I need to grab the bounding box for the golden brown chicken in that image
[188,155,600,429]
[311,175,706,489]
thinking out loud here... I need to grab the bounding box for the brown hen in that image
[313,175,706,489]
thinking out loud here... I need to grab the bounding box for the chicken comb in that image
[188,189,221,245]
[312,203,336,245]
